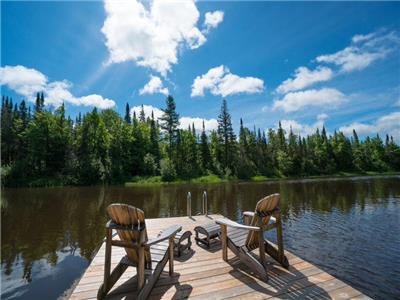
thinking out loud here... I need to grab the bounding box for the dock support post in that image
[187,192,192,217]
[202,191,208,216]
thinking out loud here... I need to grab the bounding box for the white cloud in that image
[203,11,224,32]
[339,112,400,142]
[272,88,345,113]
[101,0,222,75]
[316,30,399,73]
[139,75,169,96]
[278,114,328,137]
[352,32,376,43]
[0,65,47,96]
[131,105,164,120]
[276,66,333,94]
[0,65,115,109]
[191,65,264,97]
[179,117,218,131]
[77,95,116,109]
[131,104,218,131]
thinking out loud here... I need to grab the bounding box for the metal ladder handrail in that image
[187,191,209,217]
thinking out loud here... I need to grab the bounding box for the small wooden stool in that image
[194,223,221,248]
[159,230,192,257]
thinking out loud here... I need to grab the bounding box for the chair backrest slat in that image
[245,193,280,250]
[107,203,151,265]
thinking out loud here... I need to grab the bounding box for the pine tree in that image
[139,104,146,122]
[200,120,211,173]
[217,99,236,172]
[160,96,180,160]
[149,110,160,165]
[124,103,131,124]
[35,92,44,113]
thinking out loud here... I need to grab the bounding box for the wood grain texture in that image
[70,214,369,300]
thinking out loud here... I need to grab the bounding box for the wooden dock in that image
[70,215,370,300]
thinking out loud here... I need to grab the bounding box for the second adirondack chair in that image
[216,193,289,280]
[97,203,181,300]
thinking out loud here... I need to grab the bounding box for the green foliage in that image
[143,153,158,176]
[1,95,400,187]
[160,158,177,182]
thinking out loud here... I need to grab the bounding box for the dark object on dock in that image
[159,230,192,256]
[194,222,220,248]
[216,193,289,281]
[97,203,181,300]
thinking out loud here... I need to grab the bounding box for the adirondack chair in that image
[216,193,289,281]
[97,204,181,300]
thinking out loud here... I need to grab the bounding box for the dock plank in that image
[69,215,369,300]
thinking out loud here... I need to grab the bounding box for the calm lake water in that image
[1,176,400,299]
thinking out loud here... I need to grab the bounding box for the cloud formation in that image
[0,65,115,109]
[191,65,264,97]
[274,30,399,113]
[139,75,169,96]
[316,30,400,73]
[101,0,223,75]
[131,104,164,120]
[131,104,218,131]
[204,11,224,32]
[339,112,400,142]
[279,113,328,137]
[179,116,218,131]
[276,66,333,94]
[272,88,345,113]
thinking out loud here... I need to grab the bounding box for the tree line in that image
[1,93,399,186]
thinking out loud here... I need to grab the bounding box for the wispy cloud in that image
[0,65,115,109]
[339,111,400,142]
[316,30,400,73]
[276,66,333,94]
[272,88,345,113]
[191,65,264,97]
[101,0,223,76]
[139,75,169,96]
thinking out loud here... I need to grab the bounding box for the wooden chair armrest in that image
[216,219,260,231]
[106,220,146,232]
[145,225,182,246]
[243,211,255,217]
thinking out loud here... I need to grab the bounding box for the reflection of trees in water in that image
[1,187,108,282]
[1,177,399,282]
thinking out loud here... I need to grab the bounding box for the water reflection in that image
[1,176,399,299]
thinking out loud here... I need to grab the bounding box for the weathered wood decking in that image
[70,215,370,300]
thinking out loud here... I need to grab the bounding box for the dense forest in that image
[1,93,399,187]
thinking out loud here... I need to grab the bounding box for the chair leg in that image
[220,224,228,261]
[169,236,174,275]
[137,246,145,292]
[98,229,113,299]
[258,230,266,269]
[276,214,284,263]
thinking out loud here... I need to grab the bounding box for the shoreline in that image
[3,171,399,189]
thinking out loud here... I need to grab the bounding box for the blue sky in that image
[1,1,399,140]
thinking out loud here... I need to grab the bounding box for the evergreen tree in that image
[160,96,179,161]
[149,111,160,165]
[139,104,146,122]
[200,120,211,173]
[217,99,236,173]
[124,103,131,124]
